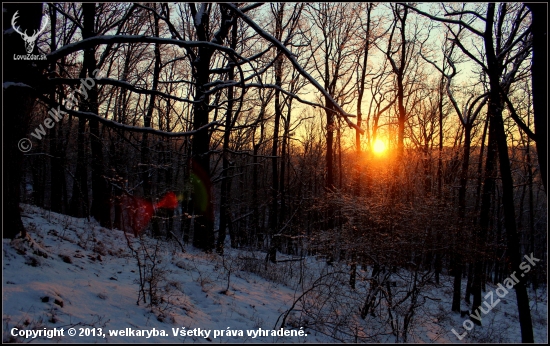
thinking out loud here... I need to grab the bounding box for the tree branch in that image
[400,3,485,37]
[4,82,218,137]
[224,3,363,133]
[47,35,249,64]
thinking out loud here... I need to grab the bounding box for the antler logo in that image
[12,10,49,54]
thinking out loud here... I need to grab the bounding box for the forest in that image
[3,2,547,343]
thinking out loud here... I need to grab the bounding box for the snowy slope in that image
[2,204,547,343]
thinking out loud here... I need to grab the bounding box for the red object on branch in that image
[155,191,178,209]
[134,198,154,234]
[119,192,179,237]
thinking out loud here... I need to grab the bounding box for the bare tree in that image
[406,3,535,340]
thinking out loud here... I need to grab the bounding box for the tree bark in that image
[190,4,233,252]
[477,4,534,340]
[82,4,110,227]
[452,125,472,313]
[141,4,162,237]
[268,4,285,263]
[217,19,237,254]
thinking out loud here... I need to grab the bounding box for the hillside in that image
[2,204,547,343]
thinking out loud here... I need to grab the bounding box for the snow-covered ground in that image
[3,204,547,343]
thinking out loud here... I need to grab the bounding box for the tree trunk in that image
[472,100,498,325]
[452,125,472,312]
[252,106,265,248]
[492,98,534,342]
[354,3,372,197]
[217,20,237,254]
[82,4,110,227]
[437,76,444,198]
[190,4,233,252]
[48,7,65,214]
[69,117,89,218]
[141,5,162,237]
[268,4,284,263]
[481,4,534,340]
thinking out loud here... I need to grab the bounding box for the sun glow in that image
[373,139,387,155]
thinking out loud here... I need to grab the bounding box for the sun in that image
[373,139,387,155]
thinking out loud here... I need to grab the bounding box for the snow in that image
[3,82,32,89]
[194,4,206,28]
[3,27,16,36]
[3,204,547,343]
